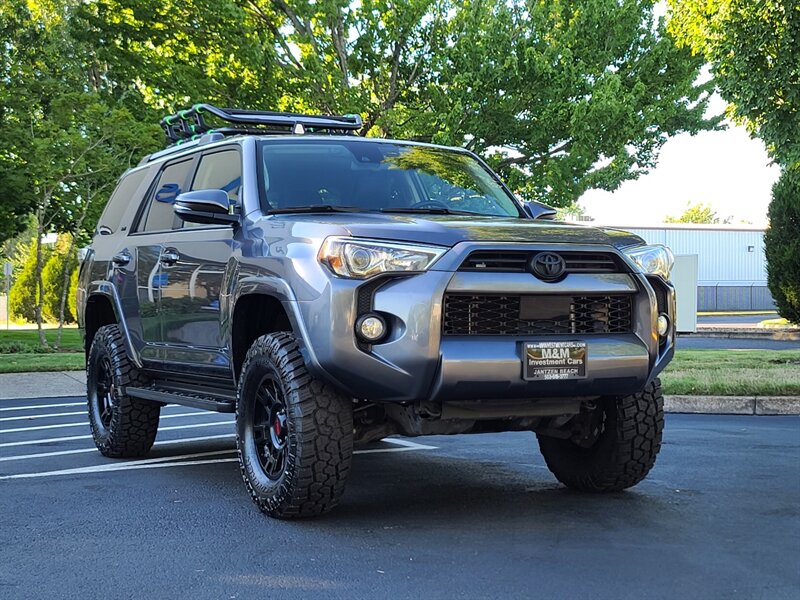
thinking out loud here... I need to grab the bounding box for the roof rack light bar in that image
[160,103,362,144]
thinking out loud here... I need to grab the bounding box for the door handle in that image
[160,249,180,266]
[111,251,131,267]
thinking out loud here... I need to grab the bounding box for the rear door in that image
[83,167,152,352]
[156,147,240,375]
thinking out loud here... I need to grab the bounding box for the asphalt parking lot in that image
[1,397,798,600]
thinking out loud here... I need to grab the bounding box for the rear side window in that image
[97,169,149,234]
[191,150,242,203]
[138,159,194,232]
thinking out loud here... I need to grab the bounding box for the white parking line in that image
[0,402,195,413]
[0,449,237,480]
[0,410,86,422]
[0,411,226,434]
[358,441,438,453]
[0,401,85,412]
[0,438,437,480]
[0,404,195,422]
[0,434,236,462]
[1,457,243,479]
[0,421,232,448]
[378,437,437,449]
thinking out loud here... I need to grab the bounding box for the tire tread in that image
[538,379,664,492]
[236,332,353,518]
[87,324,160,458]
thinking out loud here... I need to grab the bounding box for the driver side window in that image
[182,149,242,228]
[138,159,194,233]
[191,150,241,203]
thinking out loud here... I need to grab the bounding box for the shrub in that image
[7,233,78,324]
[41,234,77,323]
[8,237,49,322]
[765,167,800,324]
[68,266,79,323]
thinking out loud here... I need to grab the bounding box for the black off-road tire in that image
[87,324,160,458]
[537,379,664,492]
[236,332,354,519]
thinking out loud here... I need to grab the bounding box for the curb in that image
[684,329,800,341]
[665,395,800,416]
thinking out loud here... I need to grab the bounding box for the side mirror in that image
[521,200,557,220]
[174,189,239,226]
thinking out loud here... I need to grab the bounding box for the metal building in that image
[617,224,773,311]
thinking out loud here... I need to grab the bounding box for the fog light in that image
[657,314,670,337]
[356,314,386,342]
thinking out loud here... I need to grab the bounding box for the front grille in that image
[442,294,633,335]
[459,251,623,273]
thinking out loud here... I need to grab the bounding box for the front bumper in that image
[293,242,675,403]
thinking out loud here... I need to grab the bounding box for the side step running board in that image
[126,386,236,413]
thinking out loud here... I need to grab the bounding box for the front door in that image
[156,147,241,376]
[158,228,232,371]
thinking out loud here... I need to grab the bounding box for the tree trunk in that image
[55,182,97,348]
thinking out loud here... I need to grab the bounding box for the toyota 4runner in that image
[77,104,676,518]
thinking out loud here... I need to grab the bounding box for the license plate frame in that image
[523,341,587,381]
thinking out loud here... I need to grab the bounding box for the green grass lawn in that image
[0,353,85,373]
[0,328,84,373]
[660,349,800,396]
[0,327,83,353]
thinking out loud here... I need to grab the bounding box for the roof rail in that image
[159,103,362,145]
[139,131,231,165]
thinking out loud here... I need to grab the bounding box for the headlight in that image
[624,244,674,280]
[319,237,447,279]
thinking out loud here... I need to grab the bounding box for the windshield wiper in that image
[381,207,490,216]
[267,204,365,215]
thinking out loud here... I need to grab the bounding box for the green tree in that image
[0,1,161,343]
[241,0,447,134]
[8,237,50,323]
[41,234,77,324]
[665,202,730,224]
[426,0,720,206]
[72,0,280,115]
[668,0,800,165]
[668,0,800,322]
[764,167,800,323]
[0,4,43,242]
[67,266,79,325]
[242,0,717,205]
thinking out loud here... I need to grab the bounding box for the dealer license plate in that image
[523,341,587,381]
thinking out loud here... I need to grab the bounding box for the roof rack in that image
[160,103,362,145]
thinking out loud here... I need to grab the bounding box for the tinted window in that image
[98,168,149,234]
[258,140,521,218]
[191,149,241,203]
[139,159,194,232]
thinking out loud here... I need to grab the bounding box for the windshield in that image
[257,139,522,217]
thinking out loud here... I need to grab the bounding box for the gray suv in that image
[77,104,676,518]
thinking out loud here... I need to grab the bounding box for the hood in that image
[275,213,644,249]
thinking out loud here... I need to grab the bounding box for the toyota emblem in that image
[530,252,566,281]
